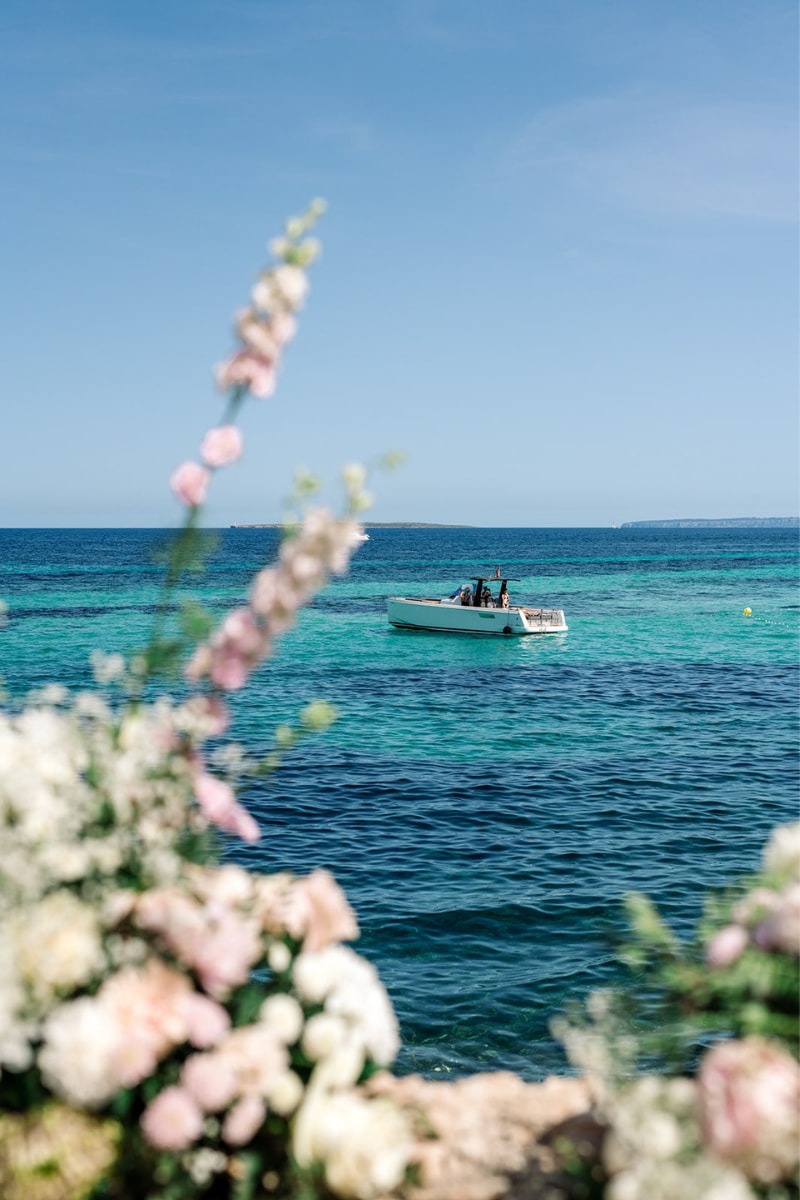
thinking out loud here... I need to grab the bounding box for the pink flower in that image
[705,923,749,967]
[182,992,231,1048]
[185,643,213,684]
[201,425,243,468]
[215,349,276,398]
[181,1052,238,1112]
[193,772,260,843]
[270,311,297,346]
[219,607,264,654]
[194,773,238,825]
[288,869,359,952]
[110,1032,159,1089]
[170,461,210,507]
[252,264,308,312]
[210,650,250,691]
[140,1085,204,1150]
[222,1094,266,1146]
[199,607,267,691]
[753,884,800,955]
[191,918,262,998]
[698,1036,800,1183]
[236,309,280,358]
[224,801,260,843]
[249,567,300,632]
[133,890,213,979]
[203,694,230,734]
[101,959,193,1085]
[221,1024,288,1098]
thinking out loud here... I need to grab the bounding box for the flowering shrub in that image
[623,821,800,1057]
[0,205,412,1200]
[554,820,800,1200]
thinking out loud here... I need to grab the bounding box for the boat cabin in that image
[448,571,518,609]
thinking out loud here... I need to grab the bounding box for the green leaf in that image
[232,981,269,1028]
[179,600,215,642]
[230,1150,261,1200]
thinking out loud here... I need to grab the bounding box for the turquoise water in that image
[1,526,798,1079]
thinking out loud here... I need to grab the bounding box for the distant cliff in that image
[621,517,799,529]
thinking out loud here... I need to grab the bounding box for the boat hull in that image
[386,598,567,636]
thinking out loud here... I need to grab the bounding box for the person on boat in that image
[498,583,509,608]
[460,586,472,606]
[481,586,494,608]
[494,566,502,579]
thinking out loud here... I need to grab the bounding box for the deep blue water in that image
[1,526,798,1079]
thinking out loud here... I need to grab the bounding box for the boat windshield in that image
[452,572,520,608]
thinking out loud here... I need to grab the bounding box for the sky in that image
[1,0,797,527]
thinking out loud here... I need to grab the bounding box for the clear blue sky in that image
[1,0,797,527]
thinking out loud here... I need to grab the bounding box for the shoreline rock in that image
[367,1071,600,1200]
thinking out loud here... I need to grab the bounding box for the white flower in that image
[39,997,119,1107]
[604,1076,697,1174]
[185,1147,228,1186]
[12,890,103,1005]
[267,941,291,973]
[293,946,399,1067]
[34,684,68,706]
[302,1012,348,1062]
[252,264,308,313]
[293,946,352,1004]
[606,1109,682,1168]
[90,651,127,685]
[293,1085,411,1199]
[269,1069,304,1116]
[607,1158,755,1200]
[312,1040,365,1090]
[198,864,253,908]
[763,821,800,881]
[260,993,303,1045]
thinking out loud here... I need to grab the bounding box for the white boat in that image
[356,531,370,542]
[387,572,567,637]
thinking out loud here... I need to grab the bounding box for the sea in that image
[1,526,798,1081]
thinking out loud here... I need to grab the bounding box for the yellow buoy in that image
[743,607,752,616]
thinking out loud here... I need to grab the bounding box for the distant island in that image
[620,517,799,529]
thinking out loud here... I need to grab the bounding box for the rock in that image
[366,1071,602,1200]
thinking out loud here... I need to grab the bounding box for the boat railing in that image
[523,607,564,625]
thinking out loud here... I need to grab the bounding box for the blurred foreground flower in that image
[698,1036,800,1185]
[171,198,326,513]
[0,1104,119,1200]
[0,207,412,1200]
[555,820,800,1200]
